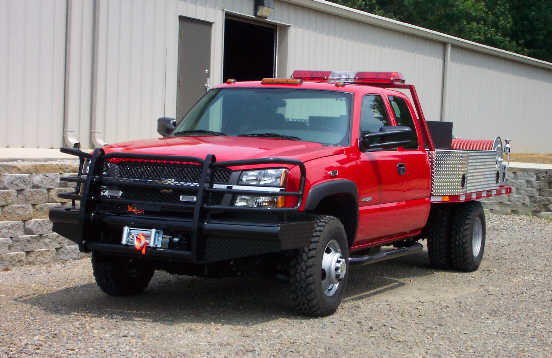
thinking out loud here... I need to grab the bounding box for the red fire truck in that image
[50,71,511,316]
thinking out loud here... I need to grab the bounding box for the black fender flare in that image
[304,179,358,211]
[303,180,359,245]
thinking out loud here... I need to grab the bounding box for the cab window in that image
[388,96,419,149]
[359,95,391,135]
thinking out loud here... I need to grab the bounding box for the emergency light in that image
[292,70,405,85]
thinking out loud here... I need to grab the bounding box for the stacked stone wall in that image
[0,161,84,269]
[483,167,552,218]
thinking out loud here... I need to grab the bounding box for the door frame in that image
[222,10,290,80]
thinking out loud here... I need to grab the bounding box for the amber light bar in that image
[261,78,303,85]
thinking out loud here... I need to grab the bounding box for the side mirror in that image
[157,117,176,137]
[360,126,413,151]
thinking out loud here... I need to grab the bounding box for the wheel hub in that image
[321,240,347,296]
[472,216,483,257]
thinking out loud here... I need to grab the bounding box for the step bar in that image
[348,243,424,264]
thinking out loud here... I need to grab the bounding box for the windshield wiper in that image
[238,133,301,140]
[173,129,226,136]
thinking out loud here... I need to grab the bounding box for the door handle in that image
[397,163,406,176]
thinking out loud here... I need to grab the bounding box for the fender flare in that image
[304,179,358,211]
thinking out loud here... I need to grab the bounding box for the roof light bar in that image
[292,70,405,85]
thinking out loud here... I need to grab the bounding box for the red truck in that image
[50,71,511,316]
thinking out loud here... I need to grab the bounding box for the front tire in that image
[92,253,154,296]
[289,216,349,317]
[450,201,486,272]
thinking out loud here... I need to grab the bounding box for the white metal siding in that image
[64,0,94,149]
[0,0,66,148]
[447,47,552,153]
[92,0,173,145]
[168,0,444,126]
[1,0,551,153]
[274,1,444,123]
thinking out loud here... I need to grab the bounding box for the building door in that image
[223,17,275,81]
[176,17,212,121]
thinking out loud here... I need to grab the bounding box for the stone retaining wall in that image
[0,160,83,269]
[483,166,552,218]
[0,160,550,269]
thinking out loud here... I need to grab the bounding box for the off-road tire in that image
[289,215,349,317]
[92,253,154,296]
[426,205,453,269]
[450,201,486,272]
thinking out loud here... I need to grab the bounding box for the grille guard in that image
[58,147,307,261]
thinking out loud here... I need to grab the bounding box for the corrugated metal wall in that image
[1,0,551,152]
[447,47,552,153]
[275,1,444,124]
[0,0,66,148]
[93,0,172,145]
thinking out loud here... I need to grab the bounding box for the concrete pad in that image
[509,162,552,170]
[0,149,86,161]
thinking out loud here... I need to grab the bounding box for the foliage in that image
[329,0,552,63]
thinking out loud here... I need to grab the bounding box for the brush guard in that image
[50,147,314,263]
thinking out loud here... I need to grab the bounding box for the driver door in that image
[356,94,404,241]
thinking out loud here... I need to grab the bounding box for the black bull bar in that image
[49,147,313,263]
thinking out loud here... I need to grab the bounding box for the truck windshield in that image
[173,88,353,146]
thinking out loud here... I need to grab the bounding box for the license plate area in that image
[121,226,163,248]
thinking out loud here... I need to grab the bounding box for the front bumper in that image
[50,207,314,263]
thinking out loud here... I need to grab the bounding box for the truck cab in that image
[50,71,510,316]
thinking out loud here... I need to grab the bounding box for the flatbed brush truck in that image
[50,71,511,316]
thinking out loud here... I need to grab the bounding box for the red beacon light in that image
[354,72,405,85]
[292,70,405,85]
[291,70,332,81]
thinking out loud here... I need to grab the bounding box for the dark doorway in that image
[223,17,276,81]
[177,17,211,121]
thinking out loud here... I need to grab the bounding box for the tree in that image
[328,0,551,63]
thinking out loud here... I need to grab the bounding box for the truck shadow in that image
[18,251,435,326]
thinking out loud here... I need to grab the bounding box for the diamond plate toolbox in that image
[429,150,502,195]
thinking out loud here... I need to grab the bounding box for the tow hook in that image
[135,233,147,255]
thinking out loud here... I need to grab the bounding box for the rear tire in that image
[450,201,486,272]
[426,205,453,269]
[92,253,154,296]
[289,216,349,317]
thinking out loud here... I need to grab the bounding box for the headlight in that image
[234,168,288,208]
[234,195,283,208]
[238,168,288,186]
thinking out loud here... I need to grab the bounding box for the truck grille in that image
[102,161,232,206]
[103,161,231,184]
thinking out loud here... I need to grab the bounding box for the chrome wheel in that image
[321,239,347,297]
[472,216,483,257]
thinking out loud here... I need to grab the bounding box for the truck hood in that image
[102,136,344,163]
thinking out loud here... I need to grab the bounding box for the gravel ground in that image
[0,213,550,357]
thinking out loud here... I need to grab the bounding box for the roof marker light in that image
[261,78,303,85]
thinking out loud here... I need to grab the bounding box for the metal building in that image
[1,0,551,153]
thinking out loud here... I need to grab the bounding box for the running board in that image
[348,243,424,264]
